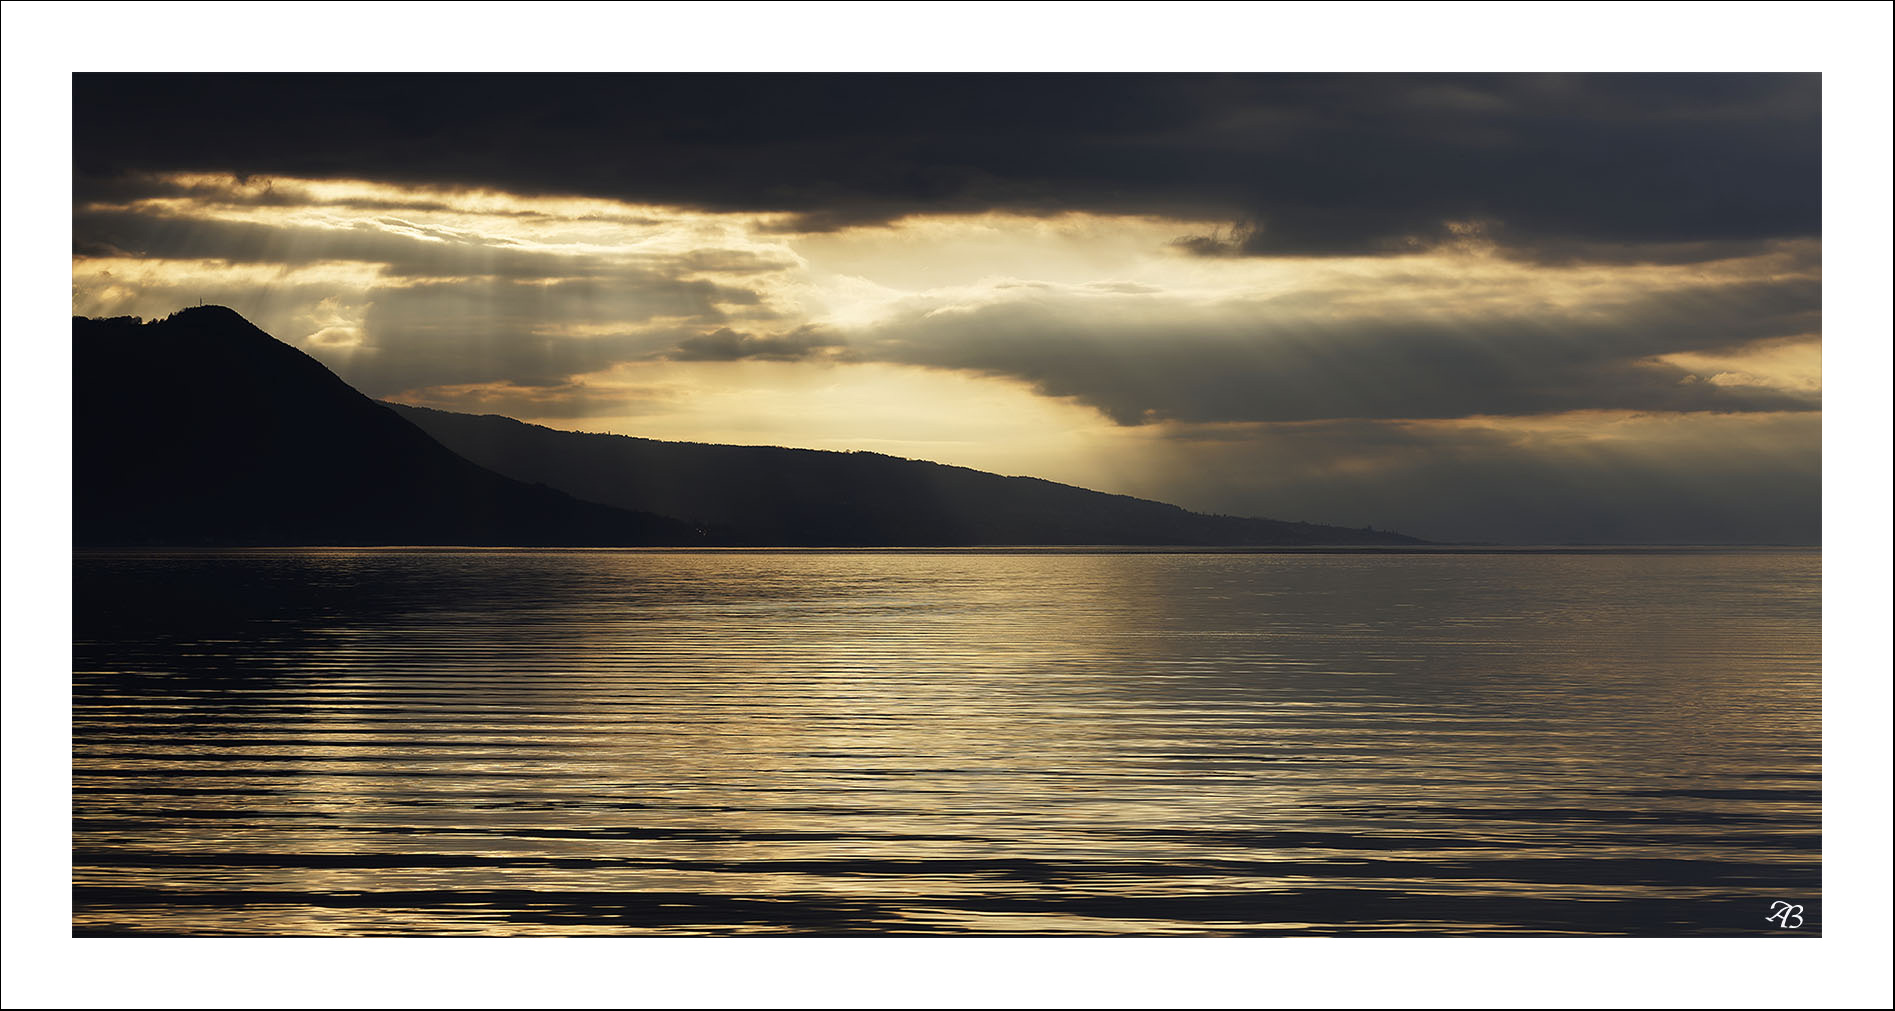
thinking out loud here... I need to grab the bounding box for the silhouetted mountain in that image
[388,404,1427,547]
[74,307,702,546]
[73,306,1421,547]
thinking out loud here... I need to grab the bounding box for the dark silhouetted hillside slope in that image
[74,307,702,546]
[389,404,1426,547]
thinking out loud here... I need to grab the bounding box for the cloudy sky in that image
[70,73,1823,543]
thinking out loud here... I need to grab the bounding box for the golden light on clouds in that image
[72,258,388,300]
[1658,335,1822,395]
[71,171,1821,541]
[76,173,1824,339]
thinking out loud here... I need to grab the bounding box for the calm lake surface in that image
[73,549,1821,936]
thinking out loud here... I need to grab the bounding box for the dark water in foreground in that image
[73,549,1821,936]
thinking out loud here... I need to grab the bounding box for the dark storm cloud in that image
[813,276,1821,424]
[72,73,1818,259]
[669,326,845,362]
[1172,225,1814,268]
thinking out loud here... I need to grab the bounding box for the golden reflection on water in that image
[74,550,1820,935]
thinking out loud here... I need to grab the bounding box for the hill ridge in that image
[395,403,1302,522]
[387,401,1423,547]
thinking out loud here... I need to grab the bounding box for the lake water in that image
[72,548,1821,936]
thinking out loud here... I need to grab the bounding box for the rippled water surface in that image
[73,549,1821,936]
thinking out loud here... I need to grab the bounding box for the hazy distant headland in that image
[73,307,1425,548]
[386,404,1423,548]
